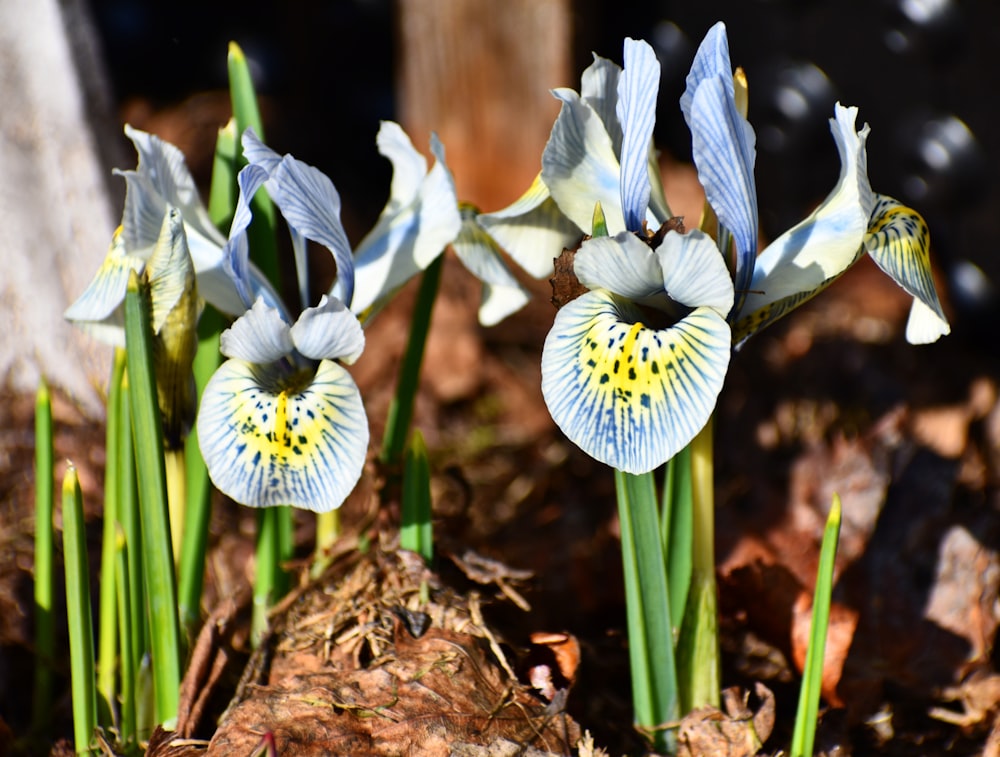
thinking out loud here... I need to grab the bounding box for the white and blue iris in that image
[539,24,949,475]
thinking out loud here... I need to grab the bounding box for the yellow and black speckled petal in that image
[541,289,731,474]
[197,359,369,512]
[865,194,949,344]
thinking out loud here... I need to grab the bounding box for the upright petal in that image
[451,207,531,326]
[476,175,582,279]
[542,289,731,474]
[581,53,624,157]
[864,195,949,344]
[197,358,369,512]
[290,294,366,364]
[224,162,271,310]
[617,38,660,231]
[680,22,732,125]
[542,88,625,234]
[351,129,462,317]
[219,298,294,364]
[735,104,874,343]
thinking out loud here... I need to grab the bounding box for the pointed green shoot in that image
[208,118,239,231]
[115,526,138,755]
[791,494,842,757]
[117,374,146,681]
[591,202,609,238]
[380,255,444,467]
[31,378,55,736]
[401,430,433,564]
[615,469,678,752]
[62,465,97,754]
[124,270,181,727]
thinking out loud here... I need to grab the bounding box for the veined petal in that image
[680,22,732,124]
[290,294,365,364]
[542,88,625,234]
[581,53,624,156]
[224,162,271,310]
[241,127,282,175]
[374,121,429,212]
[865,195,949,344]
[658,229,735,316]
[688,75,758,306]
[64,228,143,347]
[541,289,731,474]
[248,135,355,307]
[617,38,660,231]
[477,175,582,279]
[197,358,369,512]
[146,207,197,336]
[574,232,663,299]
[452,208,531,326]
[735,104,874,342]
[220,298,293,363]
[351,132,462,317]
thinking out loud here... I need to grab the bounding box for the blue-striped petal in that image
[351,126,462,317]
[452,207,531,326]
[864,195,949,344]
[679,22,732,124]
[688,75,758,309]
[658,229,734,315]
[542,88,625,234]
[541,289,731,474]
[290,294,365,364]
[476,175,582,279]
[197,358,369,512]
[617,38,660,231]
[734,104,874,343]
[223,162,271,310]
[64,228,142,347]
[573,232,663,299]
[220,298,293,364]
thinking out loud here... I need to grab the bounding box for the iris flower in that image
[198,124,461,511]
[540,26,948,474]
[65,126,280,344]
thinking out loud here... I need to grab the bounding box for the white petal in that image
[477,175,582,279]
[290,295,365,364]
[581,53,624,156]
[64,229,142,347]
[864,195,950,344]
[145,207,197,336]
[574,232,663,299]
[541,290,731,474]
[617,38,660,231]
[657,229,734,316]
[736,104,874,339]
[375,121,428,210]
[220,298,293,363]
[197,358,369,512]
[542,88,626,234]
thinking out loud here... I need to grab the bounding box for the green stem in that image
[380,256,443,468]
[164,449,186,567]
[124,271,181,727]
[401,430,433,564]
[117,376,145,679]
[252,507,281,646]
[311,510,341,579]
[62,466,97,754]
[115,527,138,755]
[31,378,55,737]
[616,469,677,752]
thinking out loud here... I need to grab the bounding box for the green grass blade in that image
[676,418,720,712]
[117,375,146,678]
[401,430,433,564]
[228,41,281,291]
[615,469,677,752]
[208,119,239,231]
[380,256,443,467]
[115,526,138,754]
[124,270,181,727]
[661,445,693,641]
[62,465,97,754]
[791,494,843,757]
[31,378,55,736]
[97,352,127,726]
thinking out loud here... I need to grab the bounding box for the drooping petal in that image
[240,127,282,175]
[451,207,531,326]
[542,289,731,474]
[219,298,293,364]
[542,88,625,234]
[688,75,758,308]
[617,38,660,231]
[864,195,949,344]
[64,228,143,347]
[657,229,735,316]
[734,104,874,344]
[476,175,582,279]
[573,232,663,300]
[197,358,369,512]
[351,128,462,317]
[290,294,366,364]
